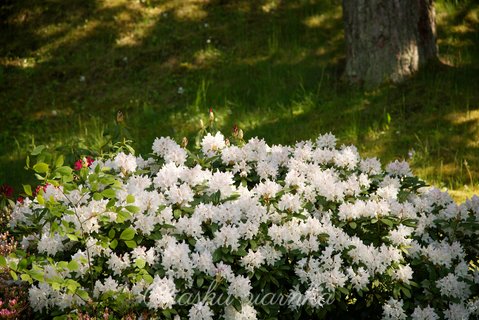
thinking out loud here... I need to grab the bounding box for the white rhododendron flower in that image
[208,171,234,198]
[189,301,214,320]
[9,131,479,319]
[386,160,413,177]
[152,136,187,165]
[411,305,439,320]
[147,276,177,310]
[113,152,137,174]
[382,298,407,320]
[201,132,226,157]
[224,304,257,320]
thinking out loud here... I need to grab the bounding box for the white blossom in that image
[382,298,407,320]
[201,132,226,157]
[147,276,177,310]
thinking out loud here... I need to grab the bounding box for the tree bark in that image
[342,0,438,87]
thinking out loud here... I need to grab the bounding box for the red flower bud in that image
[0,184,14,198]
[74,159,83,171]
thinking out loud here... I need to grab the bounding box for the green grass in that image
[1,0,478,202]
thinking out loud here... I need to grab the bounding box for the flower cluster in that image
[74,156,95,171]
[5,132,479,319]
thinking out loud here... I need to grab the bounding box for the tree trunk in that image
[342,0,437,87]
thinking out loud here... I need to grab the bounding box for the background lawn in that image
[1,0,478,202]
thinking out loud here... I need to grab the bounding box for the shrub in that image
[3,130,479,319]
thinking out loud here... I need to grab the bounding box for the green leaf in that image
[76,289,89,301]
[381,218,394,228]
[125,240,137,248]
[174,209,182,219]
[108,229,116,239]
[126,205,140,213]
[99,176,116,185]
[338,287,349,295]
[0,256,6,268]
[37,194,45,205]
[33,162,49,174]
[67,260,79,271]
[117,211,131,223]
[135,258,146,269]
[349,221,357,229]
[120,227,136,241]
[102,189,117,199]
[48,279,60,290]
[110,239,118,249]
[162,310,171,319]
[56,166,73,176]
[400,286,412,298]
[23,184,32,196]
[0,256,7,268]
[18,258,28,270]
[93,192,103,201]
[67,234,79,241]
[31,145,45,156]
[143,273,154,284]
[10,270,18,281]
[55,155,64,168]
[232,299,242,312]
[21,273,33,283]
[197,276,204,288]
[126,194,135,204]
[213,248,222,262]
[29,270,44,282]
[236,248,247,256]
[65,279,80,293]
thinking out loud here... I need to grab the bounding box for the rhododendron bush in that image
[2,131,479,319]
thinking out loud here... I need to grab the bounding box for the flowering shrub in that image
[3,130,479,319]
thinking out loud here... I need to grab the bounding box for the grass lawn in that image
[1,0,478,202]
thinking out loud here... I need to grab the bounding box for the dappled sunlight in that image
[237,55,271,66]
[113,3,162,47]
[465,7,479,23]
[272,49,310,66]
[447,187,479,204]
[444,109,479,147]
[314,34,344,64]
[436,0,479,66]
[446,109,479,126]
[36,20,103,56]
[193,47,223,67]
[154,0,209,21]
[0,56,36,69]
[450,24,475,34]
[303,9,342,29]
[261,0,281,13]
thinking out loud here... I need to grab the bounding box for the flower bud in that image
[116,110,124,124]
[181,137,188,148]
[238,128,244,140]
[209,107,214,122]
